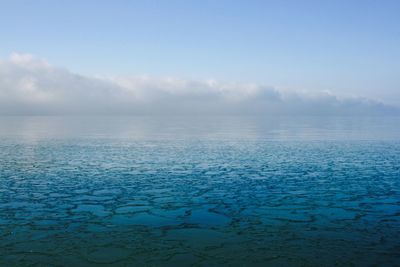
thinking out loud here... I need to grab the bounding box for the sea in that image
[0,116,399,266]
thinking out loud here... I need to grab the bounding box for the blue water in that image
[1,116,400,266]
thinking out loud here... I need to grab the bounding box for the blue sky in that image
[0,0,399,114]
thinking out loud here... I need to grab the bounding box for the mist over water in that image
[1,115,400,141]
[1,53,398,116]
[1,116,400,266]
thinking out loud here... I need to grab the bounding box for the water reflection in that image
[0,116,400,142]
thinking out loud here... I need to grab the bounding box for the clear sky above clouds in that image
[0,0,399,114]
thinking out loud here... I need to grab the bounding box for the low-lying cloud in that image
[0,53,397,115]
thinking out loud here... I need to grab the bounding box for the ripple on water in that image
[1,139,400,266]
[86,247,131,264]
[72,204,109,217]
[111,213,179,227]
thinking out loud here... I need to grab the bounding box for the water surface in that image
[1,116,400,266]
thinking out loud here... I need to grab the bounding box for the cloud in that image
[0,53,397,115]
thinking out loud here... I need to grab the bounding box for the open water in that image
[0,116,399,266]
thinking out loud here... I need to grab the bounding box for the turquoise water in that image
[1,116,400,266]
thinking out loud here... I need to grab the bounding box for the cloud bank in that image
[0,53,397,115]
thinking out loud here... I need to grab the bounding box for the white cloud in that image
[0,53,397,115]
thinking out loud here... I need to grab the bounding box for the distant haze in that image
[0,53,397,116]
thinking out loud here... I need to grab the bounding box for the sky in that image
[0,0,399,115]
